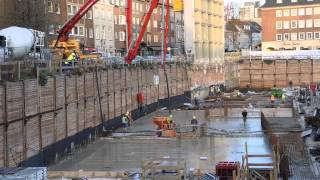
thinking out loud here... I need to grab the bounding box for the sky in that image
[225,0,266,7]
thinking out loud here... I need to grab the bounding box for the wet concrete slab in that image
[50,110,273,172]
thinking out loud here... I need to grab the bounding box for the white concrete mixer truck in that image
[0,26,45,61]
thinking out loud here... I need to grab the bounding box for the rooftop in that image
[261,0,320,8]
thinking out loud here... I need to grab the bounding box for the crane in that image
[54,0,170,64]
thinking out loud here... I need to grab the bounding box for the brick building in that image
[261,0,320,51]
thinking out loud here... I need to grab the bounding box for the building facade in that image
[239,1,261,25]
[93,0,115,55]
[261,0,320,51]
[184,0,224,64]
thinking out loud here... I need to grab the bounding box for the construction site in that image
[1,0,320,180]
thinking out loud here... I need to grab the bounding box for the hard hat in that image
[125,112,129,115]
[169,114,173,118]
[193,116,196,119]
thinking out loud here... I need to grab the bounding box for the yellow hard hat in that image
[125,112,129,115]
[169,114,173,118]
[193,116,196,119]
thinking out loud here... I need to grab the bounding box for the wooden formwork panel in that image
[55,109,66,141]
[313,61,320,73]
[287,61,299,74]
[66,76,77,103]
[78,100,85,132]
[114,69,121,91]
[121,68,126,88]
[6,82,23,122]
[262,63,275,74]
[114,91,121,117]
[85,98,95,128]
[39,78,54,113]
[67,103,77,137]
[275,80,287,87]
[94,99,100,127]
[7,121,23,167]
[26,117,40,159]
[0,86,4,124]
[107,69,114,93]
[313,73,320,82]
[0,126,4,167]
[94,71,101,98]
[131,87,138,110]
[101,71,108,95]
[85,73,95,98]
[125,69,131,89]
[300,60,312,74]
[108,92,115,120]
[77,75,85,99]
[55,76,65,108]
[288,74,300,86]
[24,79,38,117]
[41,112,55,148]
[126,90,132,112]
[121,90,126,113]
[251,61,262,70]
[301,74,311,85]
[101,96,108,121]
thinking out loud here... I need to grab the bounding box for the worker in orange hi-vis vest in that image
[271,95,275,104]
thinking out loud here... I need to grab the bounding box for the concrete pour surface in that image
[49,110,272,172]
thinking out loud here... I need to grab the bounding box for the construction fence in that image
[0,65,192,167]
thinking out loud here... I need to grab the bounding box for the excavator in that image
[52,0,171,64]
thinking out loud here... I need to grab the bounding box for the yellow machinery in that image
[50,39,101,61]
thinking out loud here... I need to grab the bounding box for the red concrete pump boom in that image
[125,0,161,64]
[55,0,99,46]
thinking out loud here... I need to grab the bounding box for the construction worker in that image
[167,114,173,128]
[191,116,198,132]
[242,106,248,124]
[271,94,275,104]
[122,112,130,129]
[66,51,77,65]
[281,94,286,104]
[237,90,241,97]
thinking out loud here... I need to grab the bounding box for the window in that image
[291,9,297,16]
[140,4,143,12]
[154,35,159,42]
[283,10,289,16]
[115,32,118,39]
[307,32,313,40]
[119,31,126,41]
[48,1,53,12]
[276,34,282,41]
[291,20,297,28]
[119,15,126,25]
[283,21,290,29]
[291,0,297,2]
[306,19,313,28]
[298,20,305,28]
[67,5,72,15]
[284,33,290,41]
[314,19,320,27]
[315,7,320,15]
[306,8,313,15]
[87,10,92,19]
[48,24,55,34]
[79,26,84,37]
[299,32,305,40]
[291,33,297,40]
[89,28,94,38]
[276,10,282,17]
[315,32,320,39]
[73,27,79,35]
[299,8,305,16]
[153,20,158,28]
[276,21,282,29]
[153,8,157,14]
[277,0,282,3]
[114,16,118,24]
[54,3,61,14]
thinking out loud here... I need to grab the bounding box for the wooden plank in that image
[78,100,85,131]
[39,78,54,112]
[0,126,4,167]
[55,75,65,109]
[67,103,77,136]
[66,76,77,103]
[85,98,95,128]
[114,91,121,117]
[7,121,23,167]
[0,86,4,124]
[26,117,40,158]
[56,109,66,141]
[85,72,95,98]
[41,112,55,148]
[6,82,23,122]
[77,75,85,100]
[24,79,38,117]
[108,92,115,120]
